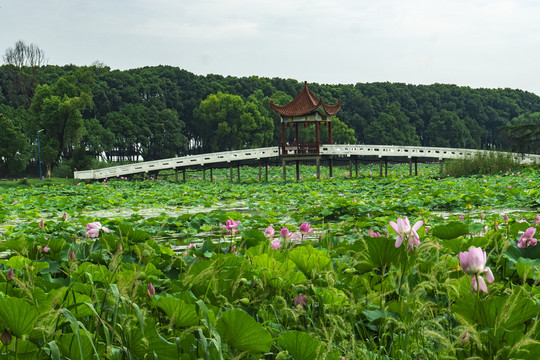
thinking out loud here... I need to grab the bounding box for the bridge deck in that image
[74,145,540,180]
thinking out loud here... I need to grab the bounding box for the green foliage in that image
[445,150,522,177]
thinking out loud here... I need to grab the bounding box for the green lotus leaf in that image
[0,297,39,338]
[155,295,199,327]
[288,245,332,278]
[432,221,469,240]
[277,330,325,360]
[216,308,273,354]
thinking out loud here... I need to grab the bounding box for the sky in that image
[1,0,540,96]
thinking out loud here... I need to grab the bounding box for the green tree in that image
[500,112,540,153]
[0,111,29,177]
[364,102,419,145]
[29,76,92,174]
[425,110,479,148]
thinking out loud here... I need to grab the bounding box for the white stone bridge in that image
[73,144,540,181]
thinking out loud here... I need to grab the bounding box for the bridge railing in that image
[74,147,280,180]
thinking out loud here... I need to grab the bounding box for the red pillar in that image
[328,121,333,144]
[281,122,285,154]
[315,121,320,154]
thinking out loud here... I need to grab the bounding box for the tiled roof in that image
[270,82,342,117]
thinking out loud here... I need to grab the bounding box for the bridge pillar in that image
[230,165,233,182]
[379,159,383,177]
[415,159,418,176]
[237,164,241,182]
[183,168,186,183]
[385,158,388,177]
[175,169,178,183]
[202,168,206,181]
[329,157,333,178]
[258,163,262,182]
[409,158,412,176]
[210,168,213,182]
[349,159,352,178]
[439,159,444,174]
[355,157,358,177]
[265,163,269,183]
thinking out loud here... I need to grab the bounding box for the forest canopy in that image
[1,58,540,177]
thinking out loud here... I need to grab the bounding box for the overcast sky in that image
[2,0,540,96]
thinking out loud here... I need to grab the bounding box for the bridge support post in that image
[355,157,358,177]
[439,159,444,174]
[329,156,333,178]
[379,159,383,177]
[237,164,241,183]
[183,169,186,183]
[210,168,213,182]
[265,163,269,183]
[175,169,178,183]
[385,158,388,177]
[349,159,352,178]
[296,160,300,182]
[258,163,262,182]
[409,158,412,176]
[230,165,233,183]
[282,159,287,181]
[316,157,320,179]
[415,159,418,176]
[202,168,206,181]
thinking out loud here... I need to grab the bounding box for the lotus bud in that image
[6,268,14,281]
[147,283,155,297]
[68,249,76,261]
[117,243,123,251]
[39,219,44,228]
[460,331,470,346]
[62,213,67,221]
[1,329,12,346]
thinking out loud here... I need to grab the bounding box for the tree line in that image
[1,41,539,177]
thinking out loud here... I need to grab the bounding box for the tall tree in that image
[0,111,29,177]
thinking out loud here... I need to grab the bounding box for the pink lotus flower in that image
[367,229,381,237]
[503,214,508,222]
[270,239,282,249]
[280,226,293,239]
[299,223,314,236]
[518,227,537,248]
[85,222,110,238]
[42,245,50,253]
[147,283,155,297]
[39,220,44,229]
[459,247,495,293]
[294,294,307,307]
[222,219,240,235]
[389,217,424,253]
[535,215,540,225]
[264,226,275,239]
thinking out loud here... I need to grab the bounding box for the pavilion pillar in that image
[316,157,320,180]
[295,124,299,153]
[281,122,286,154]
[315,122,320,154]
[328,121,333,144]
[296,160,300,182]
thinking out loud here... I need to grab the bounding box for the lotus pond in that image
[0,163,539,359]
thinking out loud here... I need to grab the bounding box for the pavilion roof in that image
[270,82,342,118]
